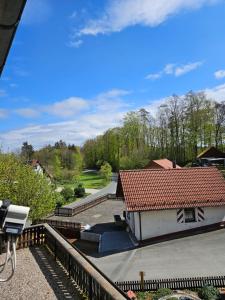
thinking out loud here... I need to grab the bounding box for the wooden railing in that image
[16,224,129,300]
[116,276,225,292]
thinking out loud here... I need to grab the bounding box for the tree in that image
[53,152,62,180]
[100,162,112,183]
[21,141,34,161]
[0,154,57,221]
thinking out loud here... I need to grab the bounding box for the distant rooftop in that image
[145,158,181,169]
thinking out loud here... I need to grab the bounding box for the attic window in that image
[184,208,196,223]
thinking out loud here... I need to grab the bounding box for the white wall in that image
[128,206,225,241]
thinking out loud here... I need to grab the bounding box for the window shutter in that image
[177,208,184,223]
[197,207,205,221]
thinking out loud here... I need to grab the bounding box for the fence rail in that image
[14,224,128,300]
[116,276,225,292]
[41,219,81,230]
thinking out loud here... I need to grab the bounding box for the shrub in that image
[137,291,153,300]
[74,183,85,198]
[153,288,173,300]
[55,194,65,208]
[198,286,219,300]
[60,187,74,201]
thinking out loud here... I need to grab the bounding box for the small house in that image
[116,167,225,241]
[197,146,225,166]
[144,158,181,169]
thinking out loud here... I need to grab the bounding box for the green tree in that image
[53,153,62,180]
[100,162,112,183]
[20,141,34,161]
[0,154,56,221]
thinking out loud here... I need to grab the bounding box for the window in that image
[184,208,196,223]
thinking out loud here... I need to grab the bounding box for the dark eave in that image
[0,0,27,76]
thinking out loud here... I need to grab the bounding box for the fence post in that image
[54,238,57,261]
[88,275,93,299]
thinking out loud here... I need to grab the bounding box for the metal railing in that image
[15,224,129,300]
[116,276,225,292]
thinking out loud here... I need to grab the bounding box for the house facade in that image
[116,167,225,241]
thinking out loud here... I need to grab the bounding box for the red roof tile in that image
[117,167,225,211]
[145,158,181,169]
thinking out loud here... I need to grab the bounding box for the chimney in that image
[172,160,176,168]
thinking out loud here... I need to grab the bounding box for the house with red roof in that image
[144,158,181,169]
[116,167,225,241]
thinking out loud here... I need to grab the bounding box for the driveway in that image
[88,228,225,282]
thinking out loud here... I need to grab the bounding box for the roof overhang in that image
[0,0,27,76]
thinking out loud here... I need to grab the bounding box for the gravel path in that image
[0,246,84,300]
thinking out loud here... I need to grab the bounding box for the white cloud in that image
[146,61,203,80]
[15,108,40,118]
[0,109,8,119]
[44,97,89,118]
[174,61,203,76]
[204,83,225,101]
[0,89,7,97]
[2,84,225,151]
[77,0,221,37]
[214,70,225,79]
[67,39,83,48]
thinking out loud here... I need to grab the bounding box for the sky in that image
[0,0,225,151]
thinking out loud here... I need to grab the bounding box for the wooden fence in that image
[116,276,225,292]
[14,224,129,300]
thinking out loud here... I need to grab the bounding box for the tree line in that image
[82,91,225,170]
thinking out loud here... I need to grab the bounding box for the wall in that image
[129,206,225,241]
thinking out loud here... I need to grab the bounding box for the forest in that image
[82,91,225,170]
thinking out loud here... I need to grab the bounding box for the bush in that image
[198,286,219,300]
[55,194,65,208]
[153,288,173,300]
[167,298,178,300]
[60,187,74,201]
[74,183,85,198]
[137,291,153,300]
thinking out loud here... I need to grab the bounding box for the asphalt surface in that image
[49,199,125,226]
[89,228,225,282]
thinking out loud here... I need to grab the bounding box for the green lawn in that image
[78,171,106,189]
[56,171,107,190]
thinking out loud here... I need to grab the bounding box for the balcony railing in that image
[8,224,129,300]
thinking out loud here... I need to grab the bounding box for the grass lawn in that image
[56,171,107,190]
[78,171,106,189]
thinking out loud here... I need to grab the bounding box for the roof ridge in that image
[119,167,217,173]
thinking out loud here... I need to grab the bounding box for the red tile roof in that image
[145,158,181,169]
[117,167,225,212]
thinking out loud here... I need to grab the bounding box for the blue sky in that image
[0,0,225,151]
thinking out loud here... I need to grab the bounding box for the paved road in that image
[89,229,225,282]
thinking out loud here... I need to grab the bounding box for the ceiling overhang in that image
[0,0,27,75]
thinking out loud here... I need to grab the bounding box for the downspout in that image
[139,212,142,241]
